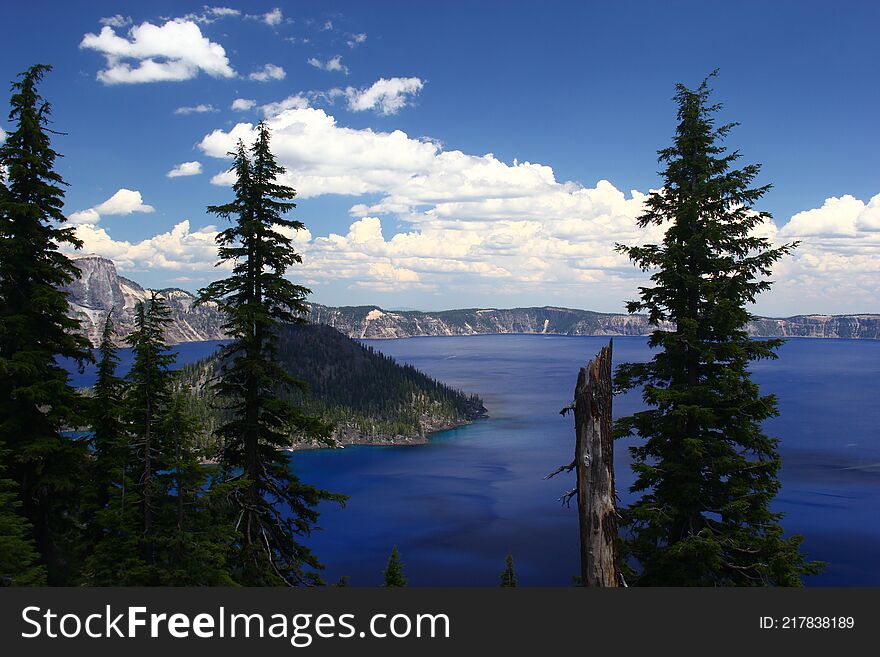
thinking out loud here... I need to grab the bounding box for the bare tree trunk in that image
[573,341,619,586]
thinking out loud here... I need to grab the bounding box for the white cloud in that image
[94,189,155,215]
[0,126,5,144]
[100,15,131,28]
[248,8,283,26]
[178,7,241,24]
[68,188,155,225]
[343,77,423,114]
[73,93,878,313]
[207,7,241,18]
[258,94,311,118]
[166,161,203,178]
[231,98,256,111]
[174,103,217,114]
[321,20,334,31]
[307,55,349,74]
[71,220,223,271]
[68,208,101,225]
[346,33,367,48]
[80,19,236,84]
[249,63,286,82]
[193,102,880,311]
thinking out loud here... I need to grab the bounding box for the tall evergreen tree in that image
[382,547,407,587]
[199,123,344,586]
[90,312,127,509]
[0,442,46,586]
[0,64,91,583]
[126,293,176,569]
[88,295,233,585]
[614,72,822,586]
[499,553,517,587]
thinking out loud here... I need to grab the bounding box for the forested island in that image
[177,323,487,449]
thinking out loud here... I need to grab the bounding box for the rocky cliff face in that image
[63,255,227,346]
[63,256,880,344]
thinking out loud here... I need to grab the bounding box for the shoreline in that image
[285,415,483,452]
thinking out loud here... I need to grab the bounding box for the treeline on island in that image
[178,323,487,449]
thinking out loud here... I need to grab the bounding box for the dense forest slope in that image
[178,323,487,448]
[65,255,880,344]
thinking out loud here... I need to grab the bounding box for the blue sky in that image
[2,1,878,315]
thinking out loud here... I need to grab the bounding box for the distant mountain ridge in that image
[64,255,880,344]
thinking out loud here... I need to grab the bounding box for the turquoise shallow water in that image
[63,334,880,586]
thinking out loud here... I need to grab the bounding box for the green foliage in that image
[614,72,822,586]
[177,323,486,447]
[0,64,92,583]
[86,295,234,585]
[382,547,407,587]
[0,442,46,585]
[499,553,517,587]
[198,123,345,586]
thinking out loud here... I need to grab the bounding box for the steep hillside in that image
[178,323,488,447]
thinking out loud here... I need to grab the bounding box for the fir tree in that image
[0,64,91,583]
[0,442,46,586]
[614,71,822,586]
[125,293,175,570]
[90,312,127,510]
[152,390,236,586]
[499,553,517,587]
[199,123,344,586]
[88,296,233,585]
[382,547,407,587]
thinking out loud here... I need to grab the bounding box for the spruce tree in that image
[382,547,407,587]
[0,64,91,583]
[199,123,344,586]
[499,553,517,587]
[614,72,822,586]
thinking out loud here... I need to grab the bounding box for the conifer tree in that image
[499,553,517,587]
[382,547,407,587]
[0,64,91,582]
[199,123,344,586]
[0,442,46,586]
[614,72,822,586]
[90,312,127,509]
[88,296,233,585]
[125,293,175,570]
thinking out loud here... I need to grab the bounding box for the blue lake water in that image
[64,335,880,586]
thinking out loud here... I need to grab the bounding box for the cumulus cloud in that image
[346,33,367,48]
[249,63,286,82]
[68,188,155,225]
[190,102,880,311]
[343,77,423,114]
[307,55,349,74]
[231,98,255,111]
[72,220,223,271]
[80,19,236,84]
[174,103,217,114]
[74,94,879,313]
[258,94,311,118]
[166,161,203,177]
[95,189,155,215]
